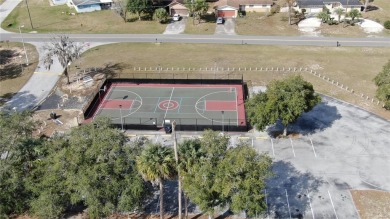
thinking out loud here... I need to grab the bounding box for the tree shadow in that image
[200,14,217,23]
[2,91,37,111]
[143,180,197,214]
[266,161,324,218]
[267,102,341,136]
[365,5,379,12]
[0,49,18,65]
[87,62,127,79]
[0,63,23,81]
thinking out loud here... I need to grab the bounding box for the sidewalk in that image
[0,0,107,111]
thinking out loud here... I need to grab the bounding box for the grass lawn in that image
[75,43,390,119]
[0,42,39,105]
[1,0,167,33]
[184,14,216,35]
[235,12,301,36]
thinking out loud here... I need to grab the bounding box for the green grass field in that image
[1,0,167,33]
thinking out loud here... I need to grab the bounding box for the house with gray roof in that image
[296,0,363,13]
[67,0,113,13]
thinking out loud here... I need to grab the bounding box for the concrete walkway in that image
[0,0,106,111]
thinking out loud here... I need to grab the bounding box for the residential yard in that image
[1,0,167,33]
[351,190,390,219]
[74,43,390,120]
[235,12,301,36]
[184,14,217,35]
[0,42,38,106]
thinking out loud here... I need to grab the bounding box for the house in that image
[215,0,274,18]
[67,0,113,13]
[168,0,189,16]
[296,0,363,13]
[51,0,68,5]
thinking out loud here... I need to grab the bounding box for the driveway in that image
[163,17,187,34]
[215,18,236,35]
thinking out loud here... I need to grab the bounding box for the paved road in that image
[1,32,390,47]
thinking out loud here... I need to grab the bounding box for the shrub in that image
[384,20,390,30]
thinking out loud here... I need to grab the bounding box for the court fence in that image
[83,77,249,132]
[110,117,248,132]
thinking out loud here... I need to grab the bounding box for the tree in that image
[178,139,204,218]
[179,131,273,218]
[374,60,390,110]
[180,130,228,219]
[216,145,273,217]
[364,0,369,12]
[285,0,296,25]
[29,117,149,218]
[0,111,41,217]
[184,0,208,25]
[246,75,321,136]
[317,11,330,23]
[136,143,176,219]
[334,7,344,23]
[43,35,83,84]
[113,0,129,22]
[127,0,152,21]
[154,8,169,23]
[347,9,361,21]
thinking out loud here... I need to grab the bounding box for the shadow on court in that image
[266,161,324,218]
[268,102,341,136]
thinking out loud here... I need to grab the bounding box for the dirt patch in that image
[32,109,83,137]
[351,190,390,219]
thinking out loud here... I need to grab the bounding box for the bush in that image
[384,20,390,30]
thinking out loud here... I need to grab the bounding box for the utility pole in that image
[18,25,29,65]
[25,0,34,29]
[172,121,182,219]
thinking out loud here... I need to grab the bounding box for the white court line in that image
[307,190,315,219]
[289,138,296,157]
[285,189,292,219]
[235,87,238,126]
[93,84,113,120]
[163,87,175,119]
[328,190,339,219]
[270,138,275,157]
[310,138,317,158]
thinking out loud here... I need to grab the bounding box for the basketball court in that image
[87,82,246,130]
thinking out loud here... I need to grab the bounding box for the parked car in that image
[173,14,181,21]
[216,17,224,24]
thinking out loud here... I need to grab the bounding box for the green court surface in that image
[90,83,246,129]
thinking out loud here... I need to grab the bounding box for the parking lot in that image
[125,95,390,218]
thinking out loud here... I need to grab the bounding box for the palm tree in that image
[348,9,361,21]
[136,143,176,219]
[334,8,344,23]
[317,11,330,23]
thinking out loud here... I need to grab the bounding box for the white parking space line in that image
[285,189,292,219]
[307,190,315,219]
[310,138,317,158]
[265,189,269,219]
[271,138,275,157]
[328,190,339,219]
[289,138,296,157]
[155,135,159,143]
[251,138,254,147]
